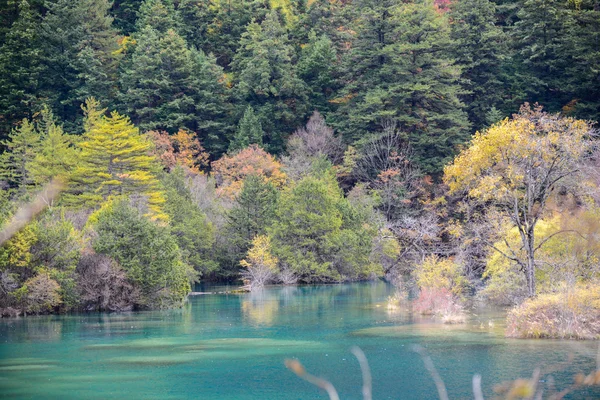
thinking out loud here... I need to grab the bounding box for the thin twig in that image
[472,374,484,400]
[412,345,449,400]
[351,346,373,400]
[284,359,340,400]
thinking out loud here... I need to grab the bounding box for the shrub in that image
[76,252,140,312]
[16,272,62,314]
[414,255,468,296]
[90,198,193,309]
[506,285,600,339]
[413,287,466,324]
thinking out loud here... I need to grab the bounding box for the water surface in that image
[0,282,598,399]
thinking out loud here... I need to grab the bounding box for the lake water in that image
[0,281,598,399]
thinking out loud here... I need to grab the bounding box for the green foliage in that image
[449,0,507,130]
[335,0,470,175]
[38,0,118,131]
[269,170,379,281]
[0,118,41,192]
[119,26,231,153]
[162,167,217,276]
[227,174,278,263]
[90,198,192,308]
[66,99,167,220]
[297,31,337,113]
[229,106,264,153]
[0,0,42,139]
[232,10,308,153]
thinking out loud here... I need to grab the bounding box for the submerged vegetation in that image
[0,0,599,343]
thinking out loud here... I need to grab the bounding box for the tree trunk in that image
[525,230,536,297]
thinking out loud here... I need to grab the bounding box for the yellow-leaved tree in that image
[240,235,279,290]
[65,98,167,220]
[444,104,592,297]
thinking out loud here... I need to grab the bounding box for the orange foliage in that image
[147,129,209,174]
[211,145,287,198]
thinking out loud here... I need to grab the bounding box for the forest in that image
[0,0,599,340]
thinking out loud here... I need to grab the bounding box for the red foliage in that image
[211,145,286,198]
[147,129,209,174]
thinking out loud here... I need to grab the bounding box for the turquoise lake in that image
[0,281,599,399]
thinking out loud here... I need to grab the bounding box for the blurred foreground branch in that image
[0,178,64,245]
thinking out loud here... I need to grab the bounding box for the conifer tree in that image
[229,106,264,153]
[449,0,507,130]
[0,119,41,193]
[297,31,338,114]
[135,0,179,33]
[119,27,231,153]
[227,174,278,262]
[232,10,308,153]
[177,0,269,67]
[0,0,42,140]
[335,0,470,175]
[38,0,118,131]
[66,98,166,219]
[27,107,78,186]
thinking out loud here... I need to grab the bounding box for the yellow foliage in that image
[414,255,467,296]
[240,235,279,272]
[444,111,589,201]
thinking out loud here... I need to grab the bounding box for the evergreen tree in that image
[229,106,264,153]
[27,107,78,186]
[335,0,470,175]
[91,198,192,308]
[38,0,118,131]
[110,0,144,34]
[177,0,269,68]
[297,31,338,114]
[66,99,166,219]
[162,167,217,276]
[227,174,278,262]
[510,0,569,112]
[0,0,42,140]
[135,0,179,33]
[0,118,41,193]
[119,27,231,152]
[232,10,309,153]
[449,0,507,130]
[269,170,377,281]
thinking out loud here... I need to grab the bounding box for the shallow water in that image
[0,281,598,399]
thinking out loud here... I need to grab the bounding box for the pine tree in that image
[27,107,78,186]
[0,0,42,140]
[119,27,231,152]
[229,106,264,153]
[177,0,269,68]
[227,174,278,263]
[38,0,118,131]
[66,98,166,219]
[0,118,41,193]
[297,31,338,114]
[449,0,508,130]
[335,0,470,175]
[135,0,179,33]
[232,10,308,153]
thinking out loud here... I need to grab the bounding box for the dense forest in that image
[0,0,599,338]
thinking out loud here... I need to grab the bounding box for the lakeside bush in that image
[506,285,600,339]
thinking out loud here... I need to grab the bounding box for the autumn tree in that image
[66,98,166,219]
[148,129,209,173]
[211,145,287,198]
[240,235,279,290]
[444,104,593,297]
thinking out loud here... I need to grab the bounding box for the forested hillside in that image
[0,0,599,330]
